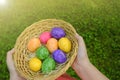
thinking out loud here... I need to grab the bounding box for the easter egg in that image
[58,37,71,52]
[42,57,56,73]
[27,38,41,52]
[46,38,58,53]
[51,27,65,39]
[29,57,42,72]
[39,32,51,44]
[36,46,49,60]
[52,49,67,64]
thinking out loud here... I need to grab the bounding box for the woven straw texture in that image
[14,19,78,80]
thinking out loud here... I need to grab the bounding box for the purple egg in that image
[51,27,65,39]
[52,49,67,64]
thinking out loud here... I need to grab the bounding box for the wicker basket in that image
[14,19,78,80]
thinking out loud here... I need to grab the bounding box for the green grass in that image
[0,0,120,80]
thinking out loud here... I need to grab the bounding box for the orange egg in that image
[27,38,41,52]
[46,38,58,53]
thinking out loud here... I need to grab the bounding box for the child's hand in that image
[72,34,90,69]
[6,48,25,80]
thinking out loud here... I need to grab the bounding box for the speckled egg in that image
[46,38,58,53]
[52,49,67,64]
[42,57,56,73]
[58,37,71,52]
[36,46,49,60]
[51,27,65,39]
[27,38,41,52]
[39,32,51,44]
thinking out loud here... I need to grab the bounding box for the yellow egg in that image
[46,38,58,53]
[29,57,42,72]
[58,37,71,52]
[27,38,41,52]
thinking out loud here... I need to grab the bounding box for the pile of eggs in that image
[27,27,72,73]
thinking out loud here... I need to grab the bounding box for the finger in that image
[75,34,85,48]
[7,48,15,63]
[75,34,87,56]
[6,48,15,71]
[7,48,15,55]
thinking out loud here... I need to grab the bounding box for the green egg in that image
[36,46,49,60]
[42,57,56,74]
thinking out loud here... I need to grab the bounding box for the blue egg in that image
[52,49,67,64]
[51,27,65,39]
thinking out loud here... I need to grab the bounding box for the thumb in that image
[6,48,15,72]
[75,33,88,57]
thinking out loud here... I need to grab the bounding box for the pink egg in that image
[39,32,51,44]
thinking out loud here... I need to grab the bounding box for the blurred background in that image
[0,0,120,80]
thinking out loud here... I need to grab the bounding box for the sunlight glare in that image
[0,0,7,6]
